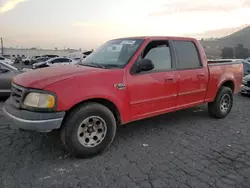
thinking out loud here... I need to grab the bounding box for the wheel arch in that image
[63,98,122,126]
[219,80,235,93]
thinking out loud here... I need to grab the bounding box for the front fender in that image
[45,77,130,123]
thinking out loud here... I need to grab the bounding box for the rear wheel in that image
[208,86,233,119]
[60,103,116,158]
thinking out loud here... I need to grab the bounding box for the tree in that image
[221,47,234,59]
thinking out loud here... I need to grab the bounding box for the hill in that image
[200,26,250,58]
[220,26,250,48]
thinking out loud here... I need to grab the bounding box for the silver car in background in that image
[32,57,78,69]
[0,61,31,97]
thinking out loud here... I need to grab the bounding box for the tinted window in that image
[36,57,49,62]
[173,41,201,69]
[0,57,4,60]
[63,58,71,62]
[144,45,172,70]
[52,58,69,63]
[52,59,62,63]
[243,62,250,70]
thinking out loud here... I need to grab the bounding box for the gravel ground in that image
[0,93,250,188]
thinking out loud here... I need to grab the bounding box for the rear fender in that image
[218,74,235,92]
[205,73,235,102]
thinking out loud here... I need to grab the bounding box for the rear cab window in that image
[173,40,202,69]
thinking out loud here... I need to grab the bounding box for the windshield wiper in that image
[81,62,106,69]
[102,64,123,69]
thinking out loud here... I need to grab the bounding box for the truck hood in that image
[13,65,105,89]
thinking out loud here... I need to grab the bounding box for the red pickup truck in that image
[3,36,243,158]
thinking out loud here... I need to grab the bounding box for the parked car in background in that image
[23,56,41,65]
[68,50,93,61]
[33,57,77,69]
[241,75,250,96]
[0,61,31,97]
[14,56,23,64]
[48,57,78,67]
[73,57,82,63]
[30,57,51,65]
[41,54,59,58]
[243,60,250,76]
[82,50,93,58]
[3,36,243,158]
[3,55,12,59]
[0,55,14,65]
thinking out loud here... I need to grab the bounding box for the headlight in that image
[242,79,247,85]
[24,92,55,109]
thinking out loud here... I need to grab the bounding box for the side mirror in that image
[137,59,154,72]
[0,68,10,73]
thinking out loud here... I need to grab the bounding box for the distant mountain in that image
[186,25,248,39]
[220,26,250,48]
[200,26,250,58]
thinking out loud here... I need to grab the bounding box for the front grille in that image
[10,83,25,108]
[247,81,250,87]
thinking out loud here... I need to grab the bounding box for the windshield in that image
[79,39,144,68]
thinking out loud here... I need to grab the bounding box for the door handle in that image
[197,73,205,78]
[164,77,174,82]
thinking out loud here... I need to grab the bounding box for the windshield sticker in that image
[120,40,136,45]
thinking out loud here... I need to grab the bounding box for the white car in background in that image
[47,57,78,67]
[32,57,77,69]
[0,56,14,65]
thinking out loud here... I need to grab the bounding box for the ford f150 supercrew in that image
[3,36,243,158]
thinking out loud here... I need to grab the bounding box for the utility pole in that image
[0,37,3,55]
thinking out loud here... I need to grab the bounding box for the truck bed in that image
[207,59,243,65]
[205,60,243,102]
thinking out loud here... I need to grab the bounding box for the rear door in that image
[172,40,208,109]
[127,40,178,120]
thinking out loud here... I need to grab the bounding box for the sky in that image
[1,0,250,49]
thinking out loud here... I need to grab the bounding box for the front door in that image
[127,40,178,121]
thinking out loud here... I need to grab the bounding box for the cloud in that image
[149,0,250,16]
[0,0,29,13]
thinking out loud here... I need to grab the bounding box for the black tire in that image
[23,60,29,65]
[208,86,233,119]
[60,102,117,158]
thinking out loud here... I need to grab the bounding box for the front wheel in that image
[60,103,117,158]
[208,86,233,119]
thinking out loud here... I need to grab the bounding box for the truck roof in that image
[113,36,196,41]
